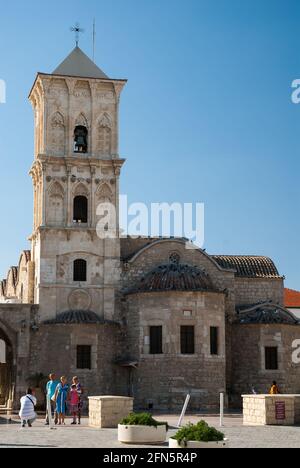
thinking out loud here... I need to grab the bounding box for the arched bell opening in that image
[74,125,88,153]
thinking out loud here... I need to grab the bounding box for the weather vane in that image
[70,23,84,47]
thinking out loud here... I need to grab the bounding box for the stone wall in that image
[32,228,121,321]
[234,278,284,306]
[123,290,227,410]
[29,322,128,408]
[230,323,300,407]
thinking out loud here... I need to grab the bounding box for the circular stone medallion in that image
[68,289,91,311]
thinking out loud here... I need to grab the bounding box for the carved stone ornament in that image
[68,289,91,311]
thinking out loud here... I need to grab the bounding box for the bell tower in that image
[29,46,126,321]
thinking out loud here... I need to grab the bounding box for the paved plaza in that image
[1,414,300,448]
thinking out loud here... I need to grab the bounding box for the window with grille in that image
[73,259,87,282]
[181,326,195,354]
[150,326,163,354]
[77,345,91,369]
[73,196,88,223]
[210,327,219,355]
[265,347,278,370]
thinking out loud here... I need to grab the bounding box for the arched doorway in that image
[0,329,13,407]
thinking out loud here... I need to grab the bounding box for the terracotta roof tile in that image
[212,255,281,279]
[284,288,300,308]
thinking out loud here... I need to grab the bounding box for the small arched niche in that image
[47,181,65,226]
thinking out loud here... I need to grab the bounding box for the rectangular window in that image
[77,345,91,370]
[210,327,219,355]
[73,259,87,282]
[181,326,195,354]
[150,326,163,354]
[265,347,278,370]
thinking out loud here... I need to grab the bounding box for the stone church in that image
[1,46,300,412]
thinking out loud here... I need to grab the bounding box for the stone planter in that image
[169,437,228,449]
[118,424,167,445]
[242,395,296,426]
[89,396,133,428]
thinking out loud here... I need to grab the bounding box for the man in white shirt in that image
[19,388,37,427]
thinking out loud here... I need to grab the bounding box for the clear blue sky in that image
[0,0,299,289]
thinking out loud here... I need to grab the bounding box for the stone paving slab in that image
[0,414,300,448]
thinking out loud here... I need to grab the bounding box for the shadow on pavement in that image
[0,443,57,448]
[0,417,19,425]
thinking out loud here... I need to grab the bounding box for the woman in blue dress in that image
[54,376,69,425]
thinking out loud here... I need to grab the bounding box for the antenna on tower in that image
[92,18,96,62]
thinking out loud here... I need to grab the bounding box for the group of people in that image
[46,374,84,425]
[19,373,84,428]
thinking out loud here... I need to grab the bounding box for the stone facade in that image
[1,47,300,413]
[123,290,226,410]
[231,323,300,407]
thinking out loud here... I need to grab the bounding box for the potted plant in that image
[118,412,168,444]
[169,420,228,448]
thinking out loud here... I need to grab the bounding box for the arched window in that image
[73,259,87,282]
[74,126,88,153]
[73,196,88,223]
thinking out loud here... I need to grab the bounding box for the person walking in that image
[45,373,59,425]
[19,388,37,428]
[54,376,69,425]
[72,376,84,425]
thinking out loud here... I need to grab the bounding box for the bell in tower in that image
[74,125,88,153]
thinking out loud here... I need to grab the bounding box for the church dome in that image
[43,310,115,325]
[236,302,299,325]
[125,263,217,295]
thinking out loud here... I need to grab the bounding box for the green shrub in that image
[120,412,168,429]
[173,420,224,446]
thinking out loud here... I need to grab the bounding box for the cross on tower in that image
[70,23,84,47]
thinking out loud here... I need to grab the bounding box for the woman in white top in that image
[19,388,37,427]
